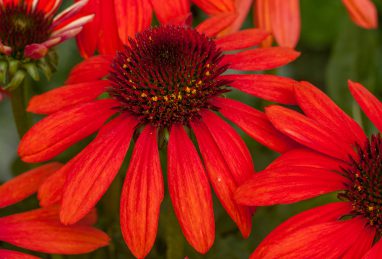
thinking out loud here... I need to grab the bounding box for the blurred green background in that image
[1,0,382,258]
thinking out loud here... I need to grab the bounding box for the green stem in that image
[10,78,33,138]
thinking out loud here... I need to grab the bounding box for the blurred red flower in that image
[19,9,300,257]
[0,0,93,59]
[236,81,382,258]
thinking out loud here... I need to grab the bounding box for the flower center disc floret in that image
[340,134,382,232]
[0,3,52,57]
[108,25,229,129]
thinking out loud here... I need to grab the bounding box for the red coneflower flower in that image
[253,0,378,48]
[0,0,93,59]
[0,164,110,258]
[19,14,299,257]
[236,81,382,258]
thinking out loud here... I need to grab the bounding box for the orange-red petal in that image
[0,163,62,208]
[192,0,235,14]
[120,125,164,258]
[0,249,40,259]
[215,29,269,51]
[196,13,237,37]
[60,115,138,225]
[222,47,300,71]
[167,125,215,254]
[28,80,109,115]
[151,0,190,24]
[342,0,377,29]
[38,167,69,207]
[254,0,273,47]
[191,119,252,238]
[214,98,297,153]
[19,99,118,163]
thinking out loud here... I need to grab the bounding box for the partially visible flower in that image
[19,14,300,257]
[236,81,382,258]
[0,0,93,90]
[253,0,378,48]
[0,163,110,258]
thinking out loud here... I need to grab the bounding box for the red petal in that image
[270,0,300,48]
[266,105,353,161]
[235,166,346,206]
[120,125,164,258]
[19,99,117,163]
[0,249,40,259]
[0,163,62,208]
[213,98,298,153]
[151,0,190,24]
[220,74,298,104]
[251,217,366,259]
[28,80,109,115]
[167,125,215,254]
[60,115,138,225]
[191,119,252,238]
[115,0,152,45]
[342,225,375,258]
[66,55,113,84]
[215,29,268,51]
[296,81,367,147]
[251,202,352,258]
[38,167,68,207]
[196,13,237,37]
[0,215,110,254]
[192,0,235,14]
[266,148,347,172]
[364,239,382,259]
[35,0,61,15]
[222,47,300,71]
[97,0,123,55]
[254,0,273,47]
[218,0,252,35]
[349,80,382,133]
[75,0,101,58]
[342,0,377,29]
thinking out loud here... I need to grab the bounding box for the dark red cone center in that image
[108,25,229,129]
[339,134,382,231]
[0,3,52,57]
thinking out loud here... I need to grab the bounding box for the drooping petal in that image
[220,74,297,104]
[213,98,297,153]
[235,166,346,206]
[254,0,273,47]
[114,0,152,45]
[28,81,109,115]
[53,0,89,27]
[342,0,377,29]
[266,148,347,172]
[215,29,269,51]
[52,15,94,37]
[0,249,40,259]
[251,202,352,258]
[0,214,110,254]
[0,163,62,208]
[296,81,367,147]
[151,0,190,24]
[364,238,382,258]
[265,105,353,161]
[19,99,118,163]
[269,0,300,48]
[167,125,215,254]
[120,125,164,258]
[251,217,366,259]
[342,225,375,258]
[60,115,138,225]
[196,13,237,38]
[192,0,235,14]
[66,55,113,84]
[349,80,382,133]
[191,119,252,238]
[221,47,300,71]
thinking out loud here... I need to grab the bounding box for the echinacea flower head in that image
[254,0,378,48]
[236,81,382,258]
[19,16,300,257]
[0,164,110,258]
[0,0,93,89]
